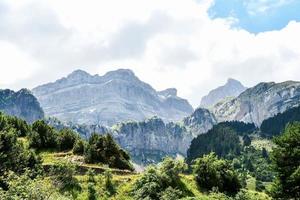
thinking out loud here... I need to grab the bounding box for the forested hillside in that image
[260,105,300,137]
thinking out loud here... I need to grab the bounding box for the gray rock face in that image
[0,89,44,123]
[183,107,217,137]
[112,117,192,163]
[111,107,216,164]
[212,81,300,126]
[46,107,216,164]
[32,69,194,126]
[200,78,247,108]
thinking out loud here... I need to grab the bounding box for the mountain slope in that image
[32,69,194,126]
[46,107,216,165]
[0,89,44,123]
[200,78,246,108]
[212,81,300,126]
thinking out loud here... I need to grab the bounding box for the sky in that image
[0,0,300,107]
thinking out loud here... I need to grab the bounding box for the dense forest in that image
[260,105,300,137]
[0,112,300,199]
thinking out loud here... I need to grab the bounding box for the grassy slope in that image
[18,138,271,199]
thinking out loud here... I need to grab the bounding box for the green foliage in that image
[57,128,78,151]
[0,171,58,200]
[84,133,133,170]
[0,129,41,179]
[73,138,85,155]
[233,146,274,183]
[133,158,187,200]
[235,189,272,200]
[270,122,300,199]
[29,120,58,149]
[260,105,300,137]
[160,186,182,200]
[218,121,257,136]
[87,183,97,200]
[193,153,241,195]
[0,112,30,137]
[49,162,81,194]
[187,124,242,164]
[104,170,116,196]
[242,135,251,146]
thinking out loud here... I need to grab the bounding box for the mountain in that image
[200,78,247,108]
[112,107,216,164]
[32,69,194,126]
[183,107,217,137]
[212,81,300,126]
[0,88,44,123]
[46,107,216,165]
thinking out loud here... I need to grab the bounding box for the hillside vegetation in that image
[0,112,299,199]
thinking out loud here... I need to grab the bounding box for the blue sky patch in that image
[208,0,300,33]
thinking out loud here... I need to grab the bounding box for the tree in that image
[270,122,300,199]
[0,129,41,179]
[84,133,133,170]
[133,158,187,200]
[187,124,241,164]
[242,135,251,146]
[193,153,241,195]
[57,128,78,151]
[73,139,85,155]
[29,120,58,149]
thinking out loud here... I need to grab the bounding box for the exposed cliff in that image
[200,78,246,108]
[0,88,44,123]
[32,69,194,126]
[212,81,300,126]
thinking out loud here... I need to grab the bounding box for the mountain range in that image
[211,81,300,126]
[2,69,300,164]
[32,69,194,126]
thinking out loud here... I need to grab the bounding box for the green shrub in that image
[29,120,58,149]
[193,153,241,195]
[57,128,78,151]
[73,139,85,155]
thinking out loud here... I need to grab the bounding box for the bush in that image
[193,153,241,195]
[57,128,78,151]
[73,139,85,155]
[29,120,58,149]
[132,158,186,200]
[84,134,133,170]
[0,129,41,178]
[50,162,80,193]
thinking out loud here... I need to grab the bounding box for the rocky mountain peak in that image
[32,68,193,126]
[159,88,177,98]
[67,69,92,79]
[200,78,247,108]
[212,80,300,126]
[104,69,136,80]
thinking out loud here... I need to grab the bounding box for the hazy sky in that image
[0,0,300,107]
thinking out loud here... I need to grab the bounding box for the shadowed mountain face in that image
[32,69,194,126]
[0,89,44,123]
[200,78,247,108]
[212,81,300,126]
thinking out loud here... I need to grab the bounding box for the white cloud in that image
[0,0,299,107]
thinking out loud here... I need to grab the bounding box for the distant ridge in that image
[200,78,247,108]
[32,69,194,126]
